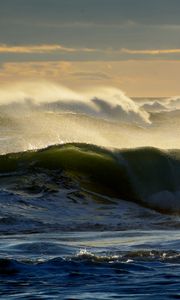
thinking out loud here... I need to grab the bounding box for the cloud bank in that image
[0,44,97,54]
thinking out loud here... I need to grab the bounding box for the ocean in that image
[0,82,180,299]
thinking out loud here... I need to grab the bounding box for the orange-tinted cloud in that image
[0,44,98,54]
[122,48,180,55]
[1,60,180,97]
[1,44,180,58]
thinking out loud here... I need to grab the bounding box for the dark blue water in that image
[0,231,180,299]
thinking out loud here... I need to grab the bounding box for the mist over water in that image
[0,80,180,154]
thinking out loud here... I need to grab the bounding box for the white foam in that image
[0,80,150,125]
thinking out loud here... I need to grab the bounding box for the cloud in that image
[1,0,180,27]
[0,44,98,54]
[0,61,73,84]
[2,44,180,58]
[1,60,180,97]
[69,71,111,80]
[122,48,180,55]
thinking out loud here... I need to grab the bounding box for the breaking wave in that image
[1,143,180,214]
[0,81,150,125]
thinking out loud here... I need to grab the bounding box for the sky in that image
[1,0,180,96]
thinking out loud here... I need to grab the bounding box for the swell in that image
[0,249,180,276]
[0,143,180,213]
[0,248,180,276]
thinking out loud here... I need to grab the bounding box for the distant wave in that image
[140,95,180,114]
[141,101,167,112]
[0,81,150,125]
[1,143,180,214]
[2,81,180,152]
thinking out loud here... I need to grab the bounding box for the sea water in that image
[0,83,180,299]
